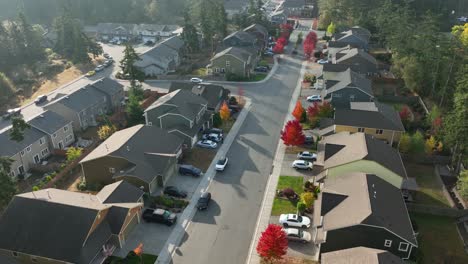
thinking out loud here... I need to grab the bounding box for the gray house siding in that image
[48,123,75,150]
[211,55,247,77]
[320,225,415,259]
[327,88,373,108]
[44,104,81,131]
[8,136,51,179]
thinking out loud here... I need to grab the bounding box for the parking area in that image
[299,88,322,107]
[281,154,321,179]
[99,42,152,76]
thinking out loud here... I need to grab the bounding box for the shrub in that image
[213,112,222,127]
[32,186,40,191]
[45,175,53,182]
[229,96,238,105]
[282,188,297,199]
[150,195,189,209]
[77,180,87,191]
[300,192,315,208]
[297,202,306,214]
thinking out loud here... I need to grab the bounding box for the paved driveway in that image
[281,154,318,178]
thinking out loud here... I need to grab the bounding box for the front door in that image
[18,166,25,175]
[33,154,40,164]
[58,141,64,149]
[157,175,164,187]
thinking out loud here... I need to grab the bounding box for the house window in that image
[20,150,25,157]
[41,148,49,157]
[18,166,25,175]
[64,125,69,132]
[109,167,116,173]
[65,135,73,143]
[399,242,409,252]
[226,61,230,67]
[148,122,153,126]
[384,240,392,247]
[215,68,220,73]
[358,127,365,132]
[26,146,31,152]
[39,137,45,145]
[12,252,18,257]
[350,95,355,101]
[376,129,384,135]
[33,154,40,164]
[221,68,225,73]
[10,171,15,178]
[53,133,57,138]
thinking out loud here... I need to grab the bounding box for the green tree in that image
[182,11,199,53]
[213,112,222,127]
[300,192,315,208]
[66,147,82,162]
[297,201,306,214]
[327,22,336,35]
[126,93,144,126]
[214,1,227,38]
[0,157,16,210]
[129,79,144,100]
[119,44,144,81]
[425,136,437,155]
[456,170,468,200]
[399,133,411,153]
[410,131,425,155]
[9,117,31,142]
[199,0,213,45]
[452,23,468,47]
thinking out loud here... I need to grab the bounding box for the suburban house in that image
[44,78,124,131]
[330,26,371,50]
[329,46,378,75]
[269,9,287,25]
[321,68,374,108]
[134,36,185,76]
[169,82,230,111]
[313,172,417,259]
[91,23,180,42]
[316,132,408,189]
[243,24,268,49]
[94,23,135,41]
[28,110,75,151]
[144,89,211,147]
[334,101,405,144]
[321,247,404,264]
[0,183,144,264]
[209,47,255,77]
[133,24,180,43]
[222,31,259,51]
[80,125,183,193]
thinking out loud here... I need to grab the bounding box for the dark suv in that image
[142,208,177,226]
[163,186,187,198]
[179,164,202,177]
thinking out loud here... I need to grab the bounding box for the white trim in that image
[384,239,392,247]
[359,223,417,247]
[26,145,32,152]
[399,242,409,252]
[158,112,192,124]
[167,129,194,140]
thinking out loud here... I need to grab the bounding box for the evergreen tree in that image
[0,157,17,210]
[214,1,227,38]
[126,93,145,126]
[182,11,199,52]
[9,117,31,142]
[200,0,213,45]
[119,44,144,81]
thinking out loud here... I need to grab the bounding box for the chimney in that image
[46,190,51,199]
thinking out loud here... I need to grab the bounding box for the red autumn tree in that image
[273,43,284,54]
[256,224,288,262]
[219,101,230,121]
[277,37,288,46]
[280,119,305,146]
[399,106,411,124]
[307,102,320,119]
[303,31,318,59]
[292,101,304,120]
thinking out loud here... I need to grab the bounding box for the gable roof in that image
[334,101,405,131]
[135,43,178,69]
[160,35,185,51]
[96,23,134,34]
[28,111,72,135]
[318,173,417,246]
[0,126,47,157]
[97,180,144,204]
[144,89,208,120]
[243,24,268,37]
[89,77,124,96]
[319,132,407,179]
[223,31,257,44]
[324,68,373,97]
[335,47,377,66]
[168,82,229,109]
[212,46,253,63]
[322,63,363,74]
[322,247,404,264]
[334,26,371,45]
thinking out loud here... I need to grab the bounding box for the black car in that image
[142,208,177,226]
[179,164,202,177]
[163,186,187,198]
[197,192,211,210]
[34,95,48,105]
[304,135,314,145]
[254,66,268,72]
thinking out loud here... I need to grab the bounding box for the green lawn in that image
[271,176,304,216]
[405,162,451,207]
[191,68,207,76]
[410,213,468,264]
[250,73,267,81]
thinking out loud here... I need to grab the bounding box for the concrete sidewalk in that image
[156,98,253,264]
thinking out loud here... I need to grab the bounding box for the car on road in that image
[95,65,105,72]
[103,59,113,67]
[2,108,21,119]
[142,208,177,226]
[202,133,223,143]
[179,164,202,177]
[279,214,311,228]
[317,59,329,64]
[197,192,212,210]
[190,77,203,83]
[85,70,96,77]
[34,95,48,105]
[283,228,312,243]
[306,95,322,102]
[254,66,268,72]
[196,140,217,149]
[103,53,110,58]
[297,151,317,161]
[163,186,188,198]
[457,16,468,22]
[215,157,229,171]
[291,160,313,170]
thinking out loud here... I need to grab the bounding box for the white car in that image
[317,59,329,64]
[215,157,228,171]
[297,151,317,161]
[291,160,313,170]
[202,133,223,143]
[306,95,322,102]
[283,228,312,243]
[190,77,203,83]
[279,214,311,228]
[196,140,217,149]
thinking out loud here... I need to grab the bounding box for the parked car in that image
[197,192,212,210]
[94,65,105,72]
[283,228,312,243]
[254,66,268,72]
[317,59,329,64]
[215,157,228,171]
[197,140,218,149]
[2,108,21,119]
[204,128,223,137]
[145,40,155,46]
[179,164,202,177]
[34,95,48,105]
[291,160,313,170]
[103,53,110,58]
[190,77,203,83]
[297,151,317,161]
[304,135,314,145]
[202,133,223,143]
[264,51,274,56]
[163,186,187,198]
[85,70,96,77]
[306,95,322,102]
[229,105,241,113]
[279,214,311,228]
[142,208,177,226]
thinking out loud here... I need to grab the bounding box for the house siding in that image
[159,114,191,130]
[326,87,373,108]
[334,124,402,144]
[81,156,132,186]
[49,123,75,150]
[44,104,81,131]
[211,55,247,77]
[327,160,403,188]
[9,136,52,179]
[0,249,66,264]
[320,224,415,259]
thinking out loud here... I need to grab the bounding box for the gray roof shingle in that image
[212,46,252,63]
[28,111,72,135]
[325,68,373,97]
[145,89,208,120]
[0,127,47,157]
[169,82,229,110]
[97,180,144,204]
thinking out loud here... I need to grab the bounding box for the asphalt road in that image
[169,50,304,263]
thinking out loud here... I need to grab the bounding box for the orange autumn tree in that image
[220,101,230,121]
[292,101,304,121]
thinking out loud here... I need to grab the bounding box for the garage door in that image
[121,214,139,243]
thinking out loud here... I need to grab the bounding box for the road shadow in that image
[191,199,221,225]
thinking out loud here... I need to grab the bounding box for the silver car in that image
[297,151,317,161]
[283,228,312,243]
[291,160,313,170]
[196,140,217,149]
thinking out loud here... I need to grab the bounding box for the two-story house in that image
[144,89,211,147]
[44,78,124,131]
[169,82,230,111]
[80,125,183,192]
[329,46,378,75]
[209,47,255,77]
[333,101,405,145]
[134,38,183,76]
[0,182,144,264]
[243,24,268,49]
[28,110,75,151]
[330,26,371,51]
[313,172,417,259]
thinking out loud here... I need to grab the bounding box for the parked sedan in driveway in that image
[279,214,311,228]
[291,160,313,170]
[283,228,312,243]
[202,133,223,143]
[215,157,228,171]
[317,59,329,64]
[254,66,268,72]
[297,151,317,161]
[306,95,322,102]
[163,186,187,198]
[142,208,177,226]
[196,140,217,149]
[197,192,211,210]
[85,70,96,77]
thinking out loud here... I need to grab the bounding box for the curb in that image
[156,98,253,264]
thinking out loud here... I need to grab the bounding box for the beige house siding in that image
[44,104,81,132]
[211,55,247,77]
[8,136,52,180]
[327,160,403,188]
[81,156,132,185]
[0,249,66,264]
[335,124,402,144]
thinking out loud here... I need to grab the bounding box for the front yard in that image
[271,176,304,216]
[410,213,468,263]
[405,162,451,207]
